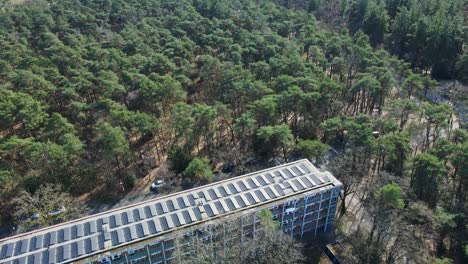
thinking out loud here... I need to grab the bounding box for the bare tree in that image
[174,210,304,264]
[13,184,85,232]
[328,152,369,215]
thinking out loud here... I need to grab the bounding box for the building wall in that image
[87,185,341,264]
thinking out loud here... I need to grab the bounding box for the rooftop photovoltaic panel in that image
[256,176,266,186]
[291,166,303,176]
[176,197,186,209]
[219,200,230,212]
[0,159,341,264]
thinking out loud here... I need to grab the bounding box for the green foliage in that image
[0,89,47,132]
[257,209,280,231]
[123,174,137,189]
[341,0,465,80]
[95,122,129,158]
[297,139,328,163]
[168,146,192,174]
[411,153,447,208]
[255,125,294,161]
[375,183,405,209]
[183,158,214,183]
[433,257,454,264]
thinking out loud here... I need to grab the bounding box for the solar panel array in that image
[0,159,339,264]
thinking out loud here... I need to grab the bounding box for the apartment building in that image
[0,159,342,264]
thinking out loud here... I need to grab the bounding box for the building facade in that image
[0,159,342,264]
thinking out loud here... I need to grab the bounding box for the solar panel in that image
[296,178,308,189]
[291,180,302,191]
[202,204,213,217]
[20,238,28,254]
[129,226,138,240]
[218,186,228,197]
[149,204,158,217]
[254,190,266,202]
[247,178,258,188]
[224,184,233,195]
[77,239,85,256]
[77,224,84,238]
[264,186,276,199]
[176,212,186,225]
[126,211,134,223]
[301,177,314,187]
[123,227,131,242]
[212,188,222,199]
[176,197,186,209]
[144,206,153,218]
[155,203,164,214]
[147,220,157,234]
[250,192,261,203]
[244,193,256,205]
[71,226,77,239]
[278,170,288,180]
[309,175,321,185]
[62,244,70,261]
[188,209,197,222]
[187,194,195,206]
[114,214,122,227]
[208,203,219,215]
[33,252,41,264]
[90,236,98,252]
[256,176,267,186]
[259,174,269,185]
[230,197,241,209]
[16,256,26,264]
[238,194,250,206]
[273,185,284,196]
[259,188,271,200]
[291,166,303,175]
[35,234,43,249]
[154,218,163,232]
[236,181,247,191]
[131,209,139,221]
[70,242,77,258]
[171,200,180,210]
[159,217,169,230]
[142,222,150,236]
[116,229,125,244]
[13,240,21,256]
[29,237,36,251]
[89,221,97,234]
[299,164,311,173]
[224,198,235,211]
[166,215,175,229]
[182,211,191,224]
[214,201,225,214]
[265,173,275,184]
[135,224,144,238]
[285,168,295,177]
[182,196,191,208]
[84,238,91,254]
[166,200,175,212]
[171,214,180,226]
[203,190,212,202]
[48,247,56,264]
[101,216,109,225]
[4,243,13,258]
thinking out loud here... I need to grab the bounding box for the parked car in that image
[150,180,165,191]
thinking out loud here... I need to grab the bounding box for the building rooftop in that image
[0,159,341,264]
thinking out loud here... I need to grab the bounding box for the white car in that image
[150,180,165,191]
